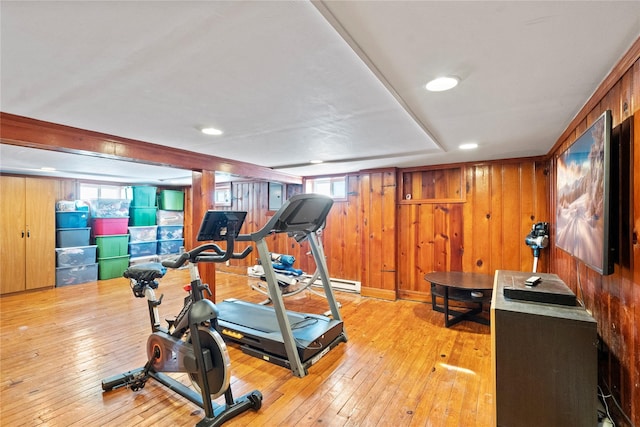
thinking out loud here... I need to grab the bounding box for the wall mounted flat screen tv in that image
[556,110,613,275]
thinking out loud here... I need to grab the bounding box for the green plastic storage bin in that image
[98,255,130,280]
[129,207,158,226]
[158,190,184,211]
[130,186,157,207]
[94,234,129,258]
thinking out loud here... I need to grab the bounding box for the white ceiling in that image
[1,1,639,184]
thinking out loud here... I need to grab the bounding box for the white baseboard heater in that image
[303,274,361,294]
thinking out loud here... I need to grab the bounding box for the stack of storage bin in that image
[90,199,130,280]
[128,186,159,266]
[129,186,158,227]
[156,189,185,258]
[129,225,159,265]
[55,201,97,286]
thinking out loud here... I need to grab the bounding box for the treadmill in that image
[198,194,347,378]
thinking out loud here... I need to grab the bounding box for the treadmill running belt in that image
[217,299,312,333]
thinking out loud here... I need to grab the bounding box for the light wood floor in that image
[1,269,493,426]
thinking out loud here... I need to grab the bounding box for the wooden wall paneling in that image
[462,167,475,272]
[360,171,396,300]
[620,60,634,121]
[519,162,537,273]
[344,174,362,281]
[500,165,521,271]
[488,164,504,272]
[396,204,410,294]
[381,170,397,293]
[360,173,371,291]
[449,203,464,272]
[433,205,450,272]
[419,171,432,199]
[329,201,347,279]
[416,203,436,295]
[467,165,492,274]
[534,160,550,272]
[400,172,411,199]
[368,173,384,290]
[420,170,432,199]
[319,200,337,276]
[54,179,77,201]
[447,167,462,199]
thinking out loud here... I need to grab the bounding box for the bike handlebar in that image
[161,242,252,269]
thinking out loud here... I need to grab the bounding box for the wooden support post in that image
[191,170,217,301]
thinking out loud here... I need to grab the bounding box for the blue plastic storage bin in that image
[55,211,89,228]
[56,228,91,248]
[157,239,184,255]
[129,241,158,257]
[157,225,183,240]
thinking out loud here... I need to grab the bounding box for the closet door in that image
[25,177,56,290]
[0,176,27,293]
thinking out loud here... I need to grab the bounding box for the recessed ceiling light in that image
[459,143,478,150]
[201,127,223,136]
[425,76,459,92]
[309,159,324,164]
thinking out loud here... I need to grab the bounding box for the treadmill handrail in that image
[236,193,333,243]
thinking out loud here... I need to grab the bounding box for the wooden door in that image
[0,176,27,293]
[25,178,56,290]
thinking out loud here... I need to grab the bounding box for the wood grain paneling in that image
[0,176,27,293]
[397,161,549,302]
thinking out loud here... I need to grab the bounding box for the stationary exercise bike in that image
[101,211,262,427]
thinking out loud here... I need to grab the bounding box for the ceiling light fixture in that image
[425,76,459,92]
[309,160,324,164]
[459,143,478,150]
[201,127,223,136]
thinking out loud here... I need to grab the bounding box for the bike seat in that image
[123,262,167,282]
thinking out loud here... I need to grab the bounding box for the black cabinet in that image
[491,270,597,427]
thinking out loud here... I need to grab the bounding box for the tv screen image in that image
[555,110,613,275]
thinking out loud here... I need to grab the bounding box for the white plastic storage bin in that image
[128,226,158,242]
[56,263,98,287]
[90,199,130,217]
[55,245,97,267]
[156,210,184,226]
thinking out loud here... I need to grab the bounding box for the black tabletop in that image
[424,271,494,290]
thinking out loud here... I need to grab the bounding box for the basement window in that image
[305,177,346,200]
[79,183,129,200]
